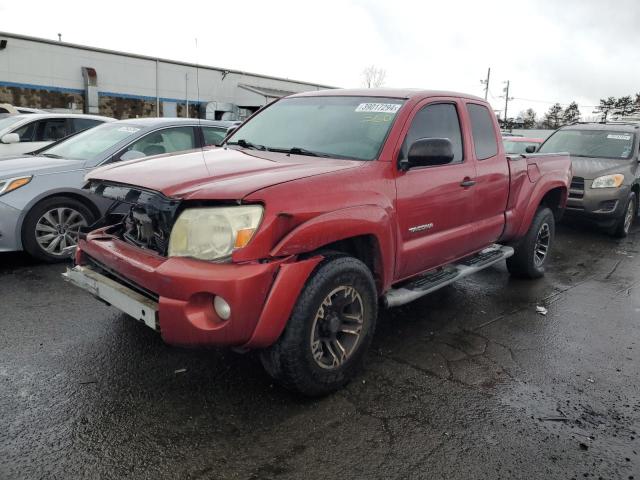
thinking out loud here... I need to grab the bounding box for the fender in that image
[270,205,396,292]
[503,179,568,241]
[11,187,112,250]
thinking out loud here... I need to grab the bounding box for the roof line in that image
[0,31,336,90]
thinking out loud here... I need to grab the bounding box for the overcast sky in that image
[2,0,639,119]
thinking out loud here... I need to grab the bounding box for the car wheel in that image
[260,255,378,396]
[507,207,555,279]
[611,192,636,238]
[22,196,95,263]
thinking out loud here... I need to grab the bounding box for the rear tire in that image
[507,207,555,279]
[611,192,636,238]
[22,196,95,263]
[260,256,378,396]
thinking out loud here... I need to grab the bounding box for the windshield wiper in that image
[40,153,63,159]
[227,139,266,151]
[269,146,333,158]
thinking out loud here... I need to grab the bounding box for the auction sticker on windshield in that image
[607,134,632,140]
[355,103,402,113]
[118,126,141,133]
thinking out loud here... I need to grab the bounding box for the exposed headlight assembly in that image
[0,175,32,196]
[168,205,263,261]
[591,174,624,188]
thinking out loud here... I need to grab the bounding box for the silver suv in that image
[538,121,640,237]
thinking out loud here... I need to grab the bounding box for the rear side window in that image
[402,103,464,164]
[467,104,498,160]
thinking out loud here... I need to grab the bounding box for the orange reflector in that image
[234,228,256,248]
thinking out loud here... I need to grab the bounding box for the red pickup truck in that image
[65,89,571,395]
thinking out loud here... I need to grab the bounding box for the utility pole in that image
[501,80,513,123]
[57,33,62,42]
[480,67,491,101]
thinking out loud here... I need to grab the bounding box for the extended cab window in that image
[401,103,463,163]
[467,104,498,160]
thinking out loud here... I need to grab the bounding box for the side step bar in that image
[383,244,514,308]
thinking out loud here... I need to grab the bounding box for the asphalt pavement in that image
[1,223,639,479]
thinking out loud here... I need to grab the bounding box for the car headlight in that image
[0,175,32,196]
[168,205,263,261]
[591,174,624,188]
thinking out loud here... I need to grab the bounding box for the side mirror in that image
[402,138,454,170]
[525,145,538,154]
[120,150,146,162]
[1,133,20,144]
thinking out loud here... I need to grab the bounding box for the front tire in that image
[611,192,636,238]
[507,207,555,279]
[22,196,95,263]
[260,255,378,396]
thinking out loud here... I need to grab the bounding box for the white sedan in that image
[0,113,113,156]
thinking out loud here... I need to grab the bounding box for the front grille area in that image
[87,181,181,256]
[85,254,159,302]
[569,176,585,199]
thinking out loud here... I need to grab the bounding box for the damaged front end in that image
[81,181,182,256]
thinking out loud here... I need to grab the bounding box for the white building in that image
[0,31,334,120]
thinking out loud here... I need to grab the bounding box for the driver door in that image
[394,99,477,280]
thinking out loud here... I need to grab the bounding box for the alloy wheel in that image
[533,222,551,267]
[310,285,364,370]
[35,207,88,257]
[623,199,635,234]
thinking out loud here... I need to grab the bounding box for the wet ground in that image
[1,223,639,479]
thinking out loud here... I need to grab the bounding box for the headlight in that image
[0,175,32,196]
[591,174,624,188]
[168,205,263,261]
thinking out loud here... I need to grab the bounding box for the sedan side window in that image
[72,118,102,133]
[400,103,464,164]
[13,121,37,142]
[202,126,228,146]
[36,119,70,141]
[120,127,197,159]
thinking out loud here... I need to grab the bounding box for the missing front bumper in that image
[63,265,159,331]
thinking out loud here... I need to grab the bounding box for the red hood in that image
[87,147,363,200]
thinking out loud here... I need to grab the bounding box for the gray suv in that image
[0,118,237,262]
[538,121,640,237]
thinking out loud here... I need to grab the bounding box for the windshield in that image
[538,129,636,159]
[226,96,405,160]
[42,123,142,161]
[503,140,541,154]
[0,115,25,133]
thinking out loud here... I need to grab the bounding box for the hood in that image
[569,156,634,180]
[87,147,363,200]
[0,155,85,178]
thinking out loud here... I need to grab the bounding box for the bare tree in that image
[362,66,386,88]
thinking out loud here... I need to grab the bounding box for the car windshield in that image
[42,123,142,161]
[503,140,540,154]
[225,96,405,160]
[538,129,635,159]
[0,115,25,133]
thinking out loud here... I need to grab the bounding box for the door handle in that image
[460,178,476,187]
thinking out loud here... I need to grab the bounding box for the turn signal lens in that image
[234,228,256,248]
[0,175,32,196]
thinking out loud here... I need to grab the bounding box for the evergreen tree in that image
[593,97,616,121]
[562,102,581,124]
[613,95,636,117]
[543,103,564,129]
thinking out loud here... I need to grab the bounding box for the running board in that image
[383,244,514,308]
